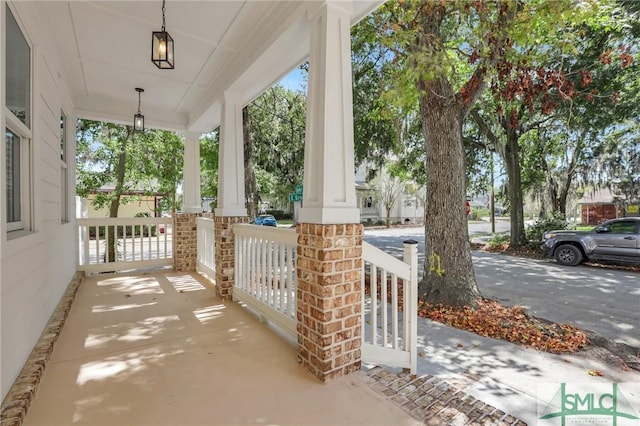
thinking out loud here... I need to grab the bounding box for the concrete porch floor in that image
[22,271,420,426]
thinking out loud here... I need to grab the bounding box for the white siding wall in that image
[1,1,76,400]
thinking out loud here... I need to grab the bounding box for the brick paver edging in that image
[356,366,527,426]
[0,271,85,426]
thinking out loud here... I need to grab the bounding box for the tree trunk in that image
[547,175,560,215]
[556,137,584,218]
[386,207,391,228]
[503,131,526,246]
[243,106,258,218]
[417,77,480,308]
[106,133,128,263]
[557,181,570,217]
[539,169,558,218]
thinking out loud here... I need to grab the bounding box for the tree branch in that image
[471,109,501,149]
[460,66,487,118]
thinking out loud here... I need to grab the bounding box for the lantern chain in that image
[161,0,166,32]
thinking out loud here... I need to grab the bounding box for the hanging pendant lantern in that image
[152,0,174,69]
[134,88,145,132]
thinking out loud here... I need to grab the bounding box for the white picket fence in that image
[77,217,173,273]
[362,240,418,374]
[233,224,298,336]
[196,217,216,279]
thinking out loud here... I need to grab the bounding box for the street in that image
[362,220,511,277]
[363,224,640,348]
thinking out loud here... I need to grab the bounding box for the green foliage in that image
[526,211,573,243]
[248,85,306,207]
[487,233,510,248]
[76,120,184,215]
[200,130,219,201]
[264,210,293,221]
[469,207,490,221]
[134,212,157,236]
[583,121,640,204]
[351,15,400,169]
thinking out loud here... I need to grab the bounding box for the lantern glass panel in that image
[134,113,144,132]
[152,31,174,69]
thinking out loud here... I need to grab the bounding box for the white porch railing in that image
[196,217,216,279]
[77,217,173,273]
[233,224,297,337]
[231,224,417,373]
[362,240,418,374]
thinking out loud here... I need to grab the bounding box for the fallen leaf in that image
[417,298,587,354]
[588,369,604,377]
[418,351,425,358]
[456,343,464,348]
[125,294,131,298]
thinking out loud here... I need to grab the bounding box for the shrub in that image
[526,212,573,243]
[134,212,157,236]
[487,233,509,248]
[469,207,489,220]
[265,209,293,220]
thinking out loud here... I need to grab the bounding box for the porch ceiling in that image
[36,1,383,133]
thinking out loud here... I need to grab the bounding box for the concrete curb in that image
[0,271,84,426]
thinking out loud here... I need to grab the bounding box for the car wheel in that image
[554,244,583,266]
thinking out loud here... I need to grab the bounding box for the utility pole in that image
[490,153,496,234]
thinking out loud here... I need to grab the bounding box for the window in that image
[6,127,31,232]
[5,5,32,234]
[607,221,636,234]
[366,197,373,208]
[6,129,21,226]
[6,4,31,128]
[60,112,69,223]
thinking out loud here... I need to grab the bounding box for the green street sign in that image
[289,184,303,202]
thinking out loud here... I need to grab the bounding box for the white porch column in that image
[298,1,359,225]
[182,132,203,213]
[215,90,247,217]
[295,1,363,383]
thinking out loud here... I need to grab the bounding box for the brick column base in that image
[214,215,248,299]
[174,212,204,272]
[296,223,363,382]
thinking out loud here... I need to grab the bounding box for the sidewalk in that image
[361,316,640,425]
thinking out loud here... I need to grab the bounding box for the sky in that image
[278,67,307,92]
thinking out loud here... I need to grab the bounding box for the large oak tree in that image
[375,0,613,307]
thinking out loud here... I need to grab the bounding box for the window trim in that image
[5,123,32,233]
[5,3,32,129]
[5,105,31,139]
[4,4,34,236]
[60,110,69,223]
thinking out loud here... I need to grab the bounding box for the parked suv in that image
[541,218,640,266]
